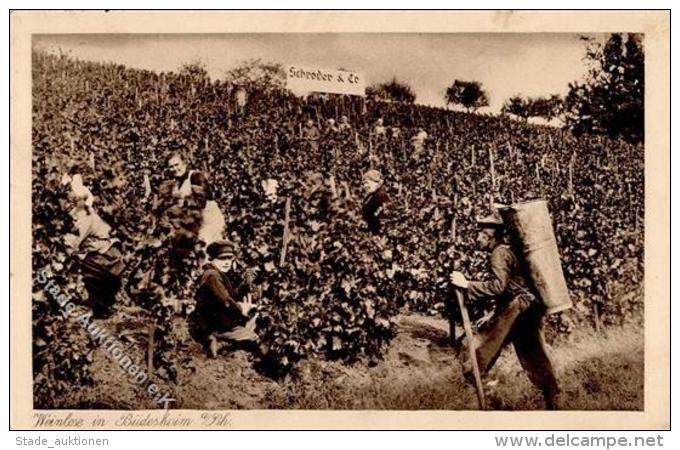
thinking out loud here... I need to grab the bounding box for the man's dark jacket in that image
[362,186,389,235]
[189,264,249,343]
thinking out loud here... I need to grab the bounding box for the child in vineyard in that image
[189,240,258,357]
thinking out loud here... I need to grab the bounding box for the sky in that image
[33,33,602,112]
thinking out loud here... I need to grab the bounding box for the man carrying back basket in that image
[450,206,563,410]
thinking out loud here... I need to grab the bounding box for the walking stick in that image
[455,287,486,410]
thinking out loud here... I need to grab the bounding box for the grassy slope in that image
[265,315,643,410]
[57,309,642,411]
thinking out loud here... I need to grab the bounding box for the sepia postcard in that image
[9,10,670,430]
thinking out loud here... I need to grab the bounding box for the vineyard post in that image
[489,146,495,191]
[536,164,543,195]
[430,141,438,190]
[143,172,151,201]
[279,196,292,267]
[455,288,486,410]
[593,304,602,334]
[329,174,338,198]
[628,180,634,220]
[147,324,155,375]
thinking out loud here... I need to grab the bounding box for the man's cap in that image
[476,213,504,229]
[362,169,383,184]
[206,240,239,259]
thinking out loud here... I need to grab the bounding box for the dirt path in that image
[69,311,643,411]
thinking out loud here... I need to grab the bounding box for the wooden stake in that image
[147,324,156,375]
[593,304,602,334]
[455,288,485,410]
[279,197,292,267]
[329,175,338,198]
[569,153,575,194]
[489,147,495,190]
[143,173,151,201]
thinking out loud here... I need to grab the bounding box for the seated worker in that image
[189,240,258,357]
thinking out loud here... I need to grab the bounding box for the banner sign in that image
[286,65,365,96]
